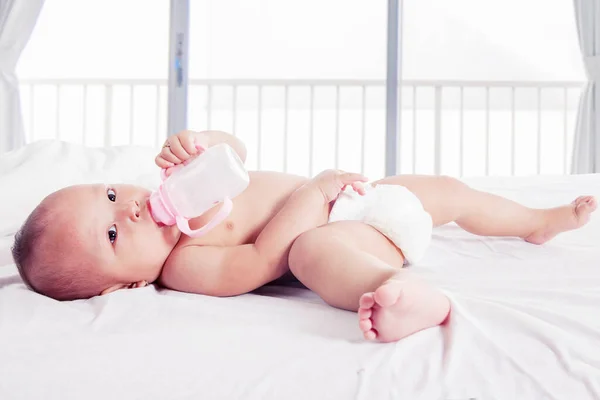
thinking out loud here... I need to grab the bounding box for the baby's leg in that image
[373,175,597,243]
[288,221,450,342]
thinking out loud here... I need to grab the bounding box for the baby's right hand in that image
[155,130,209,177]
[310,169,369,204]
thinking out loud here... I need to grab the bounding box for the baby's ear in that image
[100,281,149,295]
[100,283,129,295]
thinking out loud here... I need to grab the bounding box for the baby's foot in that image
[525,196,597,245]
[358,279,450,343]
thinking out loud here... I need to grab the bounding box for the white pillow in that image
[0,139,163,239]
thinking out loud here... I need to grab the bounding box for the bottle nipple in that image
[148,188,176,226]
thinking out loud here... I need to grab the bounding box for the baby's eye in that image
[108,225,117,244]
[107,188,116,202]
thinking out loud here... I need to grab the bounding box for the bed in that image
[1,140,599,400]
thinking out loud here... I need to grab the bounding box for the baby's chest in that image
[183,200,273,246]
[182,214,253,247]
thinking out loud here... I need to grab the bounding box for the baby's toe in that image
[364,329,378,341]
[359,292,375,309]
[359,318,373,332]
[358,308,372,320]
[574,196,597,209]
[576,198,597,215]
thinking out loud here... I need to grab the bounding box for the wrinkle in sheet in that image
[443,297,564,400]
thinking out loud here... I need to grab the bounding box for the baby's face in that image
[47,183,181,294]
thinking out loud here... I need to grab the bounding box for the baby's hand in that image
[155,130,210,176]
[310,169,369,203]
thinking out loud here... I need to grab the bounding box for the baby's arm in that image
[160,170,368,296]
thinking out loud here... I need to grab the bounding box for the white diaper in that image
[328,184,432,264]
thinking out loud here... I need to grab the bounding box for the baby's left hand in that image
[310,169,369,204]
[156,130,210,177]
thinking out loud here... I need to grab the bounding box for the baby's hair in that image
[12,201,109,301]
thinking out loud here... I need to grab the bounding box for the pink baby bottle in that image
[148,143,250,237]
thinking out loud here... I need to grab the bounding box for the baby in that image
[12,130,597,343]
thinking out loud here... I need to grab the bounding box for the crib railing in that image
[19,79,584,178]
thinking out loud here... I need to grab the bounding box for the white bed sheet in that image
[1,140,600,400]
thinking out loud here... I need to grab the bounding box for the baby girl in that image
[12,130,597,342]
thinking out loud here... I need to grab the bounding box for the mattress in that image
[1,140,600,400]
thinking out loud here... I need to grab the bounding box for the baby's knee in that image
[436,175,470,211]
[438,175,467,192]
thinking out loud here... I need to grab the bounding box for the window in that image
[401,0,584,176]
[17,0,170,148]
[187,0,388,177]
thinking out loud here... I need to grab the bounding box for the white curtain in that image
[572,0,600,173]
[0,0,45,154]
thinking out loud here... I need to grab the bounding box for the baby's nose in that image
[124,200,140,220]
